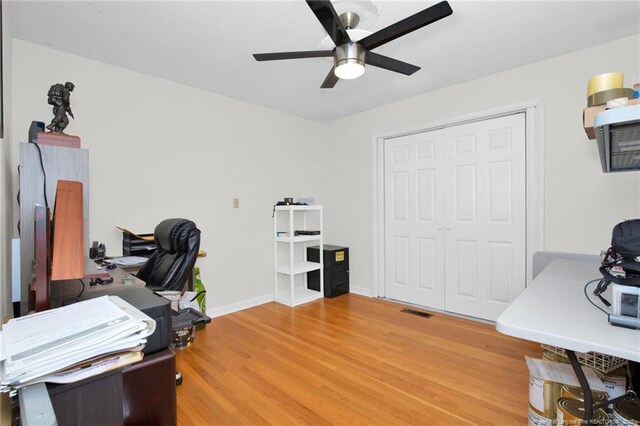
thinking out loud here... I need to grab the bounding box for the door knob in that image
[437,226,442,230]
[446,226,452,231]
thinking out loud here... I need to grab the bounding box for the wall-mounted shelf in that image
[595,104,640,173]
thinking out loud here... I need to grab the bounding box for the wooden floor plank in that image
[176,294,540,425]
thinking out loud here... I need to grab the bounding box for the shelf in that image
[594,104,640,172]
[275,287,323,307]
[273,204,323,307]
[274,205,322,211]
[275,261,321,275]
[275,235,322,243]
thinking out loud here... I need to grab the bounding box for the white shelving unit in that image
[273,205,323,306]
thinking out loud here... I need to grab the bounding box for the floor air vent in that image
[401,308,433,318]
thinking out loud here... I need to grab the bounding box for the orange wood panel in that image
[51,180,84,281]
[36,131,81,148]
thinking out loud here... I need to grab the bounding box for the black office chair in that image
[136,218,201,292]
[136,219,201,387]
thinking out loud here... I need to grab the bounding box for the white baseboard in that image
[206,287,375,318]
[349,285,374,297]
[207,293,274,318]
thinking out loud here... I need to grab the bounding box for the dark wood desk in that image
[19,274,176,425]
[122,348,177,426]
[50,266,145,309]
[14,349,176,426]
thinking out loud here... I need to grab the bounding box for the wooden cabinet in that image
[32,349,176,426]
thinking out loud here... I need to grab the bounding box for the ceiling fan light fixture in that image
[335,60,365,80]
[334,43,366,80]
[253,1,454,88]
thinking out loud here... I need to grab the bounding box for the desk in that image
[14,348,176,426]
[496,258,640,420]
[50,266,145,309]
[496,258,639,361]
[16,284,175,425]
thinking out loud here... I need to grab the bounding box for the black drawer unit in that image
[307,245,349,298]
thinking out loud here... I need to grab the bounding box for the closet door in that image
[384,130,446,309]
[443,113,526,321]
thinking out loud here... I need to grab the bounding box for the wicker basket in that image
[541,344,627,374]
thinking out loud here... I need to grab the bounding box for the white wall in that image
[9,34,640,312]
[1,2,14,324]
[321,34,640,294]
[11,39,327,310]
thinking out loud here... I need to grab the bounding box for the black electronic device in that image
[116,288,171,354]
[275,198,305,206]
[600,220,640,287]
[621,293,639,317]
[272,198,308,217]
[593,220,640,330]
[28,120,45,143]
[89,241,106,260]
[90,277,114,286]
[295,230,321,236]
[595,219,640,309]
[307,245,349,298]
[79,287,171,354]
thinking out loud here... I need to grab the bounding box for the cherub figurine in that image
[46,82,75,133]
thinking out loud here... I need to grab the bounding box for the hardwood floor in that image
[175,294,540,425]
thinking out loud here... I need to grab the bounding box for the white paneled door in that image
[384,130,446,309]
[384,113,526,321]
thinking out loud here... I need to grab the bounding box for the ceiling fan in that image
[253,0,453,89]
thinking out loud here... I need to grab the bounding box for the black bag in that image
[611,219,640,258]
[600,219,640,286]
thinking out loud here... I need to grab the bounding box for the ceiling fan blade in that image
[320,66,339,89]
[306,0,351,46]
[359,1,453,51]
[253,50,334,61]
[365,51,420,76]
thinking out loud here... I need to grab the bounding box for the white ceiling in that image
[10,1,640,122]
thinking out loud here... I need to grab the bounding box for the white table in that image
[496,258,640,420]
[496,258,639,362]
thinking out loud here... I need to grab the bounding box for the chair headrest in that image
[154,218,199,254]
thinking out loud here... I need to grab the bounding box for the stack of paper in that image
[0,296,155,391]
[106,256,149,267]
